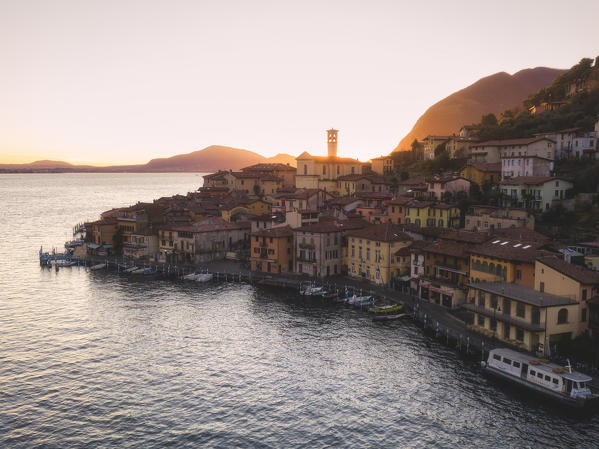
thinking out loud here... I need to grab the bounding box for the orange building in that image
[250,226,294,274]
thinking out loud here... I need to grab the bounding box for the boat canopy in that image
[561,372,593,382]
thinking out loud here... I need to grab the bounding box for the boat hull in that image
[483,365,598,408]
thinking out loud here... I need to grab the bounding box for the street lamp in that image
[493,304,501,340]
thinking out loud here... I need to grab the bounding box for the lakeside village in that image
[44,120,599,407]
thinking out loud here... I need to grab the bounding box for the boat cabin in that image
[486,348,592,399]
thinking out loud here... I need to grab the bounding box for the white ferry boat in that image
[482,348,598,408]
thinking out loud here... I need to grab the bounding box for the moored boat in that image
[368,304,403,314]
[372,313,407,321]
[195,273,213,283]
[481,348,599,408]
[90,263,106,271]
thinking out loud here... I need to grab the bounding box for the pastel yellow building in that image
[469,239,539,287]
[403,200,460,228]
[221,199,271,222]
[460,162,501,187]
[346,222,412,285]
[370,156,394,175]
[465,282,581,353]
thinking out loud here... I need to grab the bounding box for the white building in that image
[537,126,598,160]
[500,176,573,211]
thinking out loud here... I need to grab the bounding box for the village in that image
[70,115,599,366]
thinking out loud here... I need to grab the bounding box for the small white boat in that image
[124,266,138,273]
[345,295,371,305]
[183,273,200,281]
[90,263,106,271]
[195,273,213,283]
[481,348,599,408]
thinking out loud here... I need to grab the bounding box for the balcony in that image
[299,242,315,249]
[462,303,543,332]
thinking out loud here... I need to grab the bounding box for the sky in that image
[1,0,598,165]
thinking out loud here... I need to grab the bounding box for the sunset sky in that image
[1,0,598,164]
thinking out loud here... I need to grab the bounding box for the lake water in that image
[1,173,598,448]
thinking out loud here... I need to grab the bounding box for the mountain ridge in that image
[394,66,567,151]
[0,146,298,172]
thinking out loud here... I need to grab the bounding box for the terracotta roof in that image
[423,135,451,141]
[294,219,368,234]
[422,240,470,258]
[467,282,577,307]
[251,225,294,238]
[491,227,550,243]
[387,196,412,206]
[537,256,599,285]
[469,239,544,263]
[438,229,491,244]
[241,163,296,172]
[326,196,362,206]
[500,176,569,186]
[347,222,413,242]
[557,127,582,133]
[296,152,363,164]
[473,137,555,147]
[355,192,393,200]
[427,175,470,185]
[160,217,246,233]
[463,162,501,173]
[279,189,321,200]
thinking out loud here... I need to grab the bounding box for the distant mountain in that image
[142,145,268,172]
[266,153,297,166]
[394,67,566,151]
[0,146,297,173]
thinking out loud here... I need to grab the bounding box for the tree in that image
[481,113,498,127]
[113,227,125,255]
[434,142,447,157]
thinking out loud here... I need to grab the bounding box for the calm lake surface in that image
[1,173,598,448]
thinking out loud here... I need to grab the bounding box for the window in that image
[490,319,497,331]
[503,358,512,365]
[513,361,520,368]
[516,269,522,280]
[515,303,525,318]
[516,328,524,341]
[557,308,568,324]
[478,291,485,306]
[540,282,544,293]
[493,354,501,361]
[582,289,587,301]
[582,308,587,322]
[503,299,511,315]
[537,372,543,379]
[552,378,559,385]
[490,295,498,309]
[530,370,536,376]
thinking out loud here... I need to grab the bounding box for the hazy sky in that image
[1,0,598,164]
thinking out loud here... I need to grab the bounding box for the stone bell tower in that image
[327,128,338,158]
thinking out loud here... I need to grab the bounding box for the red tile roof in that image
[347,222,413,242]
[500,176,569,186]
[537,256,599,285]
